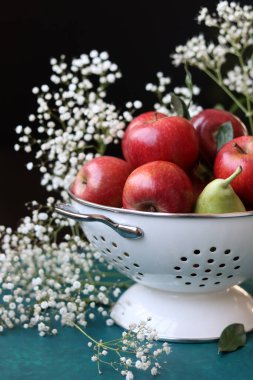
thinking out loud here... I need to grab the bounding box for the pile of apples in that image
[71,108,253,213]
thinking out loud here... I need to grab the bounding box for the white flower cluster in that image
[80,318,170,379]
[224,58,253,96]
[173,34,227,71]
[145,72,202,117]
[172,1,253,132]
[0,198,129,336]
[15,51,142,199]
[172,2,253,71]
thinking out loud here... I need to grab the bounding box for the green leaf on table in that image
[216,121,234,152]
[218,323,246,353]
[170,93,190,120]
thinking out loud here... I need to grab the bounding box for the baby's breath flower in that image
[172,1,253,131]
[16,51,141,199]
[145,71,202,117]
[0,198,129,338]
[75,318,169,378]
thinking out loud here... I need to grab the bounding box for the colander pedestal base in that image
[111,283,253,341]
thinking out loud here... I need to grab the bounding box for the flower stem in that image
[71,322,120,352]
[237,52,253,134]
[204,69,248,116]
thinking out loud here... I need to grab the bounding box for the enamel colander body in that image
[68,192,253,294]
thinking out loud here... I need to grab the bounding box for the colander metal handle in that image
[55,203,144,240]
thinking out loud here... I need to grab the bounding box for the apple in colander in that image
[214,135,253,207]
[122,160,194,213]
[122,111,199,172]
[71,156,133,207]
[191,108,247,165]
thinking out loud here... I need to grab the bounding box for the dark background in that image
[0,0,249,227]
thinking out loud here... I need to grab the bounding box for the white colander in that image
[56,192,253,341]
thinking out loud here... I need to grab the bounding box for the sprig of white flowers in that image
[145,71,202,117]
[73,319,170,379]
[172,1,253,132]
[15,51,142,200]
[0,197,133,335]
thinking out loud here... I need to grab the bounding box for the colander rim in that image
[68,189,253,219]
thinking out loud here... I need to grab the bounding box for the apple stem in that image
[233,142,246,154]
[222,166,242,188]
[154,111,158,122]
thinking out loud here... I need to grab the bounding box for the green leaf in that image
[214,103,225,110]
[184,65,193,97]
[216,121,234,152]
[170,93,190,120]
[218,323,246,353]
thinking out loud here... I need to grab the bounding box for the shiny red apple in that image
[191,108,248,165]
[122,111,199,172]
[214,136,253,206]
[122,160,194,213]
[71,156,132,207]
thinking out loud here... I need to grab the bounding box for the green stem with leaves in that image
[202,67,253,135]
[237,52,253,133]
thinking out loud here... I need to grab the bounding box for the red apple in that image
[71,156,132,207]
[122,111,199,171]
[122,160,194,213]
[191,108,248,164]
[214,136,253,205]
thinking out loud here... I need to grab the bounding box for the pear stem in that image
[222,166,242,188]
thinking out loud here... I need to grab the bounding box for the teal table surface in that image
[1,280,253,380]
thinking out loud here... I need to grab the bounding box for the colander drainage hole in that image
[216,273,222,276]
[93,235,98,241]
[180,257,187,262]
[233,256,240,261]
[214,281,221,285]
[219,264,226,268]
[210,246,216,252]
[176,275,182,279]
[138,272,144,276]
[123,252,130,257]
[202,277,208,281]
[227,275,233,278]
[224,249,231,254]
[117,256,123,261]
[133,263,140,268]
[194,249,200,255]
[112,242,117,248]
[193,264,200,268]
[207,259,214,264]
[191,273,197,277]
[174,266,181,271]
[185,282,191,285]
[106,248,111,253]
[205,269,211,273]
[136,276,142,281]
[100,236,106,241]
[199,284,205,287]
[234,265,240,270]
[124,266,130,270]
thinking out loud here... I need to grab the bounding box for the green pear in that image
[195,166,246,214]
